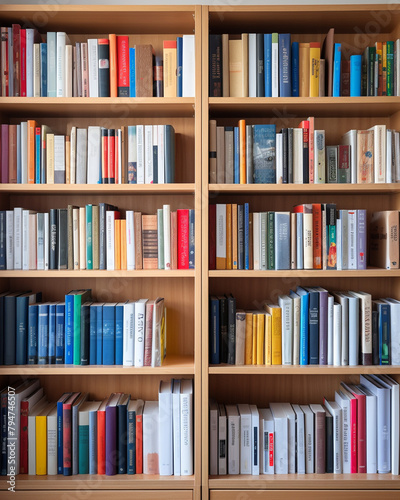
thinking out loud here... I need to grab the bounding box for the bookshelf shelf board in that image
[209,365,400,375]
[0,97,195,118]
[209,269,400,278]
[1,270,195,278]
[0,356,194,376]
[0,183,195,195]
[208,474,400,490]
[208,97,400,118]
[209,184,400,194]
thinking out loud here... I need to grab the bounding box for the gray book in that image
[216,126,225,183]
[246,125,253,183]
[326,145,338,183]
[340,210,348,270]
[76,128,88,184]
[36,213,45,270]
[274,212,290,270]
[224,127,234,183]
[57,208,68,270]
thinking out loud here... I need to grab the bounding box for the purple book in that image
[105,393,121,475]
[315,287,328,365]
[357,209,367,270]
[1,124,9,183]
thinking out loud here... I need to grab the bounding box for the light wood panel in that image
[210,490,400,499]
[209,184,400,194]
[0,491,192,500]
[209,365,400,375]
[0,184,195,194]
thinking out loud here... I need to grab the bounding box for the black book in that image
[4,292,23,365]
[372,309,379,365]
[80,301,92,365]
[256,33,264,97]
[57,208,68,270]
[98,38,110,97]
[218,296,228,364]
[305,287,319,364]
[153,56,163,97]
[209,34,222,97]
[324,406,334,473]
[227,294,236,365]
[49,208,58,270]
[117,394,130,474]
[281,128,288,184]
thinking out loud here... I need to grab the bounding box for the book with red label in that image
[62,392,81,476]
[20,29,26,97]
[177,209,189,269]
[347,384,366,473]
[97,397,108,475]
[209,204,216,270]
[108,129,115,183]
[136,403,144,474]
[117,35,129,97]
[170,210,177,270]
[340,383,358,473]
[298,120,309,183]
[312,203,322,269]
[101,127,108,183]
[19,388,45,474]
[144,300,154,366]
[12,24,21,96]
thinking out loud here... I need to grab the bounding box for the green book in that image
[387,41,394,96]
[267,211,275,270]
[67,289,92,365]
[157,208,164,270]
[86,204,93,270]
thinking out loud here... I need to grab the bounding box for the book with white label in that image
[323,399,343,474]
[238,403,252,474]
[134,299,148,367]
[259,408,274,475]
[122,301,135,366]
[292,404,305,474]
[269,403,288,474]
[358,385,377,474]
[300,404,314,474]
[172,379,181,476]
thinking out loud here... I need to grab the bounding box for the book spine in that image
[177,209,189,269]
[117,36,129,97]
[98,39,110,97]
[357,209,367,270]
[278,34,291,97]
[63,405,72,475]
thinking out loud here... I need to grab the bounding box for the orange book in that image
[239,119,246,184]
[375,42,383,96]
[114,219,121,270]
[226,204,232,269]
[27,119,37,184]
[134,212,142,270]
[8,124,17,183]
[232,203,238,269]
[245,312,253,364]
[256,312,265,365]
[252,313,257,365]
[121,219,127,270]
[299,42,310,97]
[171,211,178,270]
[142,214,158,270]
[109,34,117,98]
[312,203,322,269]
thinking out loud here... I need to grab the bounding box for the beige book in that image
[67,205,77,270]
[245,312,253,364]
[46,133,55,184]
[369,210,399,269]
[163,42,177,97]
[357,129,374,183]
[252,313,257,366]
[65,44,72,97]
[209,120,217,183]
[229,39,243,97]
[33,43,41,97]
[134,211,143,270]
[368,124,386,183]
[241,33,249,97]
[299,43,310,97]
[65,136,70,184]
[92,205,99,270]
[72,208,79,269]
[226,204,232,269]
[319,59,325,96]
[222,34,230,97]
[235,310,246,365]
[303,212,313,270]
[79,206,86,269]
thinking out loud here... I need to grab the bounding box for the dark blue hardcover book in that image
[35,129,41,184]
[333,43,341,97]
[49,302,57,364]
[1,390,7,474]
[16,293,41,365]
[127,403,136,474]
[50,208,58,270]
[253,124,276,183]
[209,296,220,364]
[264,34,272,97]
[350,54,362,97]
[96,304,103,365]
[305,287,319,364]
[38,303,49,364]
[115,303,124,366]
[0,293,7,365]
[238,205,244,270]
[28,303,39,364]
[129,47,136,97]
[4,292,23,365]
[40,43,47,96]
[189,209,195,269]
[80,301,92,365]
[244,203,250,270]
[0,211,5,270]
[57,392,72,474]
[234,127,240,184]
[103,303,116,365]
[296,287,310,365]
[291,41,299,97]
[375,301,390,365]
[56,303,65,364]
[278,34,291,97]
[89,304,97,365]
[256,33,264,97]
[64,294,74,364]
[117,395,130,473]
[165,125,175,183]
[177,36,183,97]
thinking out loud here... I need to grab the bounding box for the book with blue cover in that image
[291,41,299,97]
[48,302,57,364]
[264,34,272,97]
[252,124,276,183]
[350,54,362,96]
[279,34,292,97]
[209,296,220,364]
[65,293,74,364]
[40,43,47,97]
[333,43,342,97]
[38,302,49,364]
[256,33,264,97]
[28,303,39,364]
[16,292,41,365]
[129,47,136,97]
[103,303,116,365]
[305,287,319,364]
[56,303,65,364]
[94,303,103,365]
[115,302,125,365]
[296,287,310,365]
[89,304,97,365]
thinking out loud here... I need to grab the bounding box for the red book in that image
[170,211,177,270]
[1,124,9,183]
[20,29,26,97]
[209,204,216,270]
[298,120,309,183]
[108,129,115,183]
[349,385,366,473]
[177,209,189,269]
[97,398,108,475]
[340,383,358,473]
[62,392,80,476]
[101,128,109,183]
[20,400,30,473]
[12,24,21,96]
[312,203,322,269]
[117,35,129,97]
[136,412,143,474]
[1,27,9,96]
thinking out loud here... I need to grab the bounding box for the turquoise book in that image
[253,124,276,183]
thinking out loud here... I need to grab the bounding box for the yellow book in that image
[265,304,282,365]
[114,219,121,270]
[256,313,265,365]
[121,219,127,270]
[46,133,55,184]
[264,312,272,365]
[299,43,310,97]
[163,40,177,97]
[229,39,243,97]
[226,204,232,269]
[36,414,47,475]
[245,312,253,364]
[232,203,238,269]
[309,42,321,97]
[252,313,257,365]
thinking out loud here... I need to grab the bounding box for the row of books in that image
[210,119,399,184]
[1,377,193,476]
[209,31,400,97]
[209,288,400,367]
[0,27,195,97]
[0,122,176,184]
[0,204,195,271]
[209,203,367,271]
[0,289,167,367]
[209,374,399,475]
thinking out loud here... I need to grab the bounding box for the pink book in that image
[177,209,189,269]
[20,29,26,96]
[349,384,366,473]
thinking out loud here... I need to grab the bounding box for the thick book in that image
[135,44,154,97]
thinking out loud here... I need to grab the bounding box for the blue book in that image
[177,36,183,97]
[238,205,244,270]
[209,296,220,364]
[350,54,362,97]
[28,303,39,364]
[95,304,103,365]
[264,34,272,97]
[40,43,47,97]
[0,211,5,270]
[15,294,30,365]
[244,203,249,270]
[374,301,390,365]
[333,43,342,97]
[165,125,175,183]
[305,287,319,364]
[253,124,276,183]
[274,212,290,270]
[296,213,303,269]
[64,294,74,364]
[129,47,136,97]
[117,395,130,474]
[291,41,299,97]
[47,32,57,97]
[38,303,49,364]
[56,303,65,364]
[189,209,195,269]
[102,303,116,365]
[115,303,124,365]
[49,303,57,364]
[256,33,264,97]
[89,304,97,365]
[278,34,292,97]
[88,407,98,474]
[296,287,310,365]
[16,124,21,183]
[234,127,239,184]
[57,393,72,474]
[127,401,137,474]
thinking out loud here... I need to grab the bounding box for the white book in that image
[27,396,48,475]
[143,401,159,474]
[337,217,342,270]
[248,33,257,97]
[335,391,350,473]
[342,129,357,183]
[250,405,259,475]
[278,295,293,365]
[6,210,13,269]
[13,207,22,270]
[21,121,28,183]
[269,402,288,474]
[106,211,115,270]
[225,404,240,474]
[386,129,392,183]
[218,404,227,475]
[271,34,279,98]
[117,129,122,184]
[180,379,193,476]
[144,125,153,184]
[87,39,98,97]
[79,206,86,269]
[126,211,135,271]
[152,125,158,185]
[303,212,313,269]
[292,404,305,474]
[347,210,357,269]
[280,402,295,473]
[172,379,181,476]
[332,292,349,366]
[65,44,72,97]
[382,298,400,365]
[209,400,219,475]
[259,408,274,475]
[47,406,58,475]
[333,302,342,366]
[163,204,171,270]
[70,126,76,184]
[76,128,88,184]
[276,133,283,183]
[44,212,49,270]
[369,124,386,183]
[22,210,30,270]
[26,29,34,97]
[343,292,359,366]
[36,214,44,270]
[136,124,145,184]
[237,403,252,474]
[300,404,314,474]
[182,34,195,97]
[159,380,173,476]
[290,292,300,365]
[122,301,135,366]
[324,399,342,473]
[157,125,165,184]
[87,126,101,184]
[253,212,260,270]
[358,385,377,473]
[54,135,65,183]
[293,128,303,184]
[72,208,79,270]
[216,204,226,267]
[134,299,148,367]
[56,32,67,97]
[327,295,334,365]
